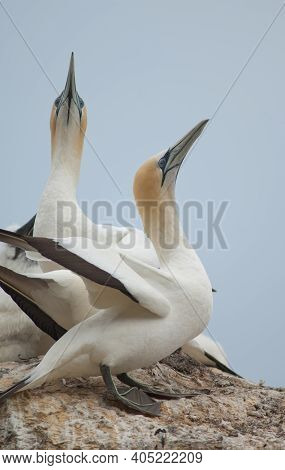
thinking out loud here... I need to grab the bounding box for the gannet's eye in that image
[79,97,84,108]
[54,96,61,108]
[158,150,170,171]
[158,157,167,169]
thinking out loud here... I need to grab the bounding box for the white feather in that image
[0,225,53,362]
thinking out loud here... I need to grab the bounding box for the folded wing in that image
[0,229,171,317]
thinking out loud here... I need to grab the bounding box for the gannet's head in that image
[50,53,87,157]
[133,119,208,202]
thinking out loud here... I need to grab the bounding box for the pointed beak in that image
[159,119,208,186]
[62,52,77,104]
[55,52,84,121]
[167,119,209,169]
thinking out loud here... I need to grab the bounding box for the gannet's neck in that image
[48,145,82,201]
[136,189,188,268]
[48,101,86,201]
[34,142,83,242]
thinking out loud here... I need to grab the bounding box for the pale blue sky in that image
[0,0,284,385]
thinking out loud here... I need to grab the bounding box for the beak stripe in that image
[55,52,84,122]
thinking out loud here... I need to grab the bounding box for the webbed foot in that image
[117,372,210,398]
[100,365,160,416]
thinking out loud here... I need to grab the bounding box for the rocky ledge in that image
[0,351,284,450]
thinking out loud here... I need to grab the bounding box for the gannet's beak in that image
[168,119,209,167]
[54,52,84,122]
[159,119,209,185]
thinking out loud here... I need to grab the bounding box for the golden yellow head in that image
[133,120,209,203]
[133,156,163,202]
[50,53,87,158]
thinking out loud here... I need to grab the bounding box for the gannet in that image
[32,53,155,273]
[182,333,241,377]
[0,120,213,415]
[15,53,158,329]
[0,217,53,362]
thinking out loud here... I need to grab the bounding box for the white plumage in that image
[0,225,53,362]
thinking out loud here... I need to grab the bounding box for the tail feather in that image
[0,378,29,403]
[204,352,242,378]
[13,214,36,259]
[15,215,36,237]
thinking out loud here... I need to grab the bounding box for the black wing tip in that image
[204,352,243,378]
[0,279,67,341]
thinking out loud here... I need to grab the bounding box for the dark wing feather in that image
[0,270,66,341]
[204,352,242,378]
[28,237,138,303]
[0,228,35,253]
[0,378,30,403]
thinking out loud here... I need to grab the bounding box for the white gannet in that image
[3,53,151,331]
[0,121,213,415]
[32,53,155,273]
[0,217,53,362]
[182,333,241,377]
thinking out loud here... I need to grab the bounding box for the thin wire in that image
[211,2,285,122]
[163,2,285,196]
[0,0,124,197]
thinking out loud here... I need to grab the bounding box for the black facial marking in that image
[158,149,179,186]
[54,92,84,122]
[66,93,72,124]
[54,96,61,108]
[158,149,170,171]
[54,93,63,115]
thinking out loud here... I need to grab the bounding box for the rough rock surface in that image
[0,351,284,450]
